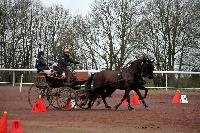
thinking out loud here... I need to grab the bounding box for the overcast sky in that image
[41,0,94,16]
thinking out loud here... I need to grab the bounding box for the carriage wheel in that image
[75,92,95,109]
[76,93,90,109]
[28,82,52,108]
[56,87,78,111]
[49,87,63,109]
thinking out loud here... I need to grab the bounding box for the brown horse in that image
[85,57,154,110]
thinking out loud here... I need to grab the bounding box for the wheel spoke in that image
[76,93,89,109]
[56,87,77,111]
[50,87,62,109]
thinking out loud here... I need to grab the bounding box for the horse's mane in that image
[129,59,142,69]
[121,59,143,75]
[122,59,140,69]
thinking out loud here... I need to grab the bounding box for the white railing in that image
[0,69,200,91]
[153,71,200,91]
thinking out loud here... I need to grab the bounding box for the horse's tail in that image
[85,73,95,98]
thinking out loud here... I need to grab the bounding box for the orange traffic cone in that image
[10,120,23,133]
[31,102,40,112]
[122,99,128,106]
[172,90,181,104]
[0,111,8,133]
[65,100,72,109]
[31,95,46,112]
[131,92,140,105]
[38,95,47,112]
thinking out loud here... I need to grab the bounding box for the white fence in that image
[0,69,200,91]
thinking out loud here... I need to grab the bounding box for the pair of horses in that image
[84,57,154,110]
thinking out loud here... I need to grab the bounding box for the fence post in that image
[165,73,168,91]
[20,74,23,92]
[12,71,15,87]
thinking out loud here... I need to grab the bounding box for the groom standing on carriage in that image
[35,51,50,74]
[57,47,80,84]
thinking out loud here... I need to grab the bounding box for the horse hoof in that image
[128,106,134,110]
[114,105,119,111]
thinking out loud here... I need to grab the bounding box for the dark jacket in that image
[58,54,79,66]
[35,58,49,72]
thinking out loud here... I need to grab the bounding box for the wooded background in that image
[0,0,199,87]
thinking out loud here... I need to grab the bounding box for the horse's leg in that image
[87,86,99,109]
[96,91,111,109]
[102,88,116,109]
[138,85,148,99]
[95,97,102,106]
[87,98,96,109]
[87,93,96,109]
[115,90,130,111]
[127,94,134,110]
[102,94,111,109]
[87,99,93,109]
[134,88,148,108]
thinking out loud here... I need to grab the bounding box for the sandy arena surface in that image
[0,86,200,133]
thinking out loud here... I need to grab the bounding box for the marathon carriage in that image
[28,66,90,111]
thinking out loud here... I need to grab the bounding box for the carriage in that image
[28,57,154,111]
[28,67,90,111]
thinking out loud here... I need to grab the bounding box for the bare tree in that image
[139,0,200,86]
[74,0,143,70]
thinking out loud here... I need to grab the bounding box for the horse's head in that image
[140,57,154,79]
[128,57,154,79]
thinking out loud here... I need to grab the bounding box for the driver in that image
[57,47,80,83]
